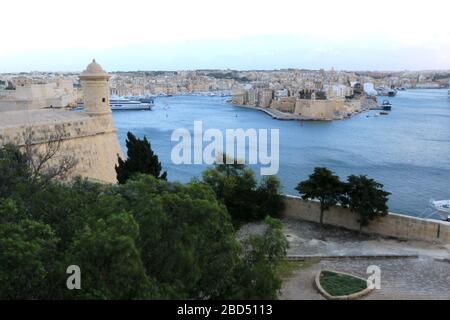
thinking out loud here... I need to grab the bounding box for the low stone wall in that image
[282,195,450,244]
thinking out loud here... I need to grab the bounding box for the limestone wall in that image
[0,83,76,109]
[282,195,450,244]
[0,112,123,183]
[270,97,296,112]
[0,100,35,111]
[294,99,345,120]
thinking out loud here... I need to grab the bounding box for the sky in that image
[1,0,450,72]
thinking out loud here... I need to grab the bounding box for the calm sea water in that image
[113,89,450,219]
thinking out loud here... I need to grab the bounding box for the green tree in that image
[295,167,344,226]
[0,219,58,299]
[0,144,288,300]
[256,176,286,218]
[0,144,31,198]
[25,179,108,252]
[117,175,240,299]
[0,198,20,224]
[224,217,288,299]
[115,132,167,184]
[344,175,390,232]
[64,211,157,299]
[202,156,284,223]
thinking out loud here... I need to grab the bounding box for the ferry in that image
[110,95,153,111]
[431,200,450,221]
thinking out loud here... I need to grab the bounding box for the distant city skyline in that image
[2,0,450,72]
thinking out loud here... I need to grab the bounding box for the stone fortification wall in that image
[0,111,123,183]
[283,195,450,244]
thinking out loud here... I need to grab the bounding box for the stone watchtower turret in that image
[79,59,111,115]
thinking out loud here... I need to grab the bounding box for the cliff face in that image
[0,109,123,183]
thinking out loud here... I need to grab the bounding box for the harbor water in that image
[113,89,450,219]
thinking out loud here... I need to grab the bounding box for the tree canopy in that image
[116,132,167,184]
[295,167,344,226]
[0,145,287,299]
[344,175,390,231]
[202,156,285,224]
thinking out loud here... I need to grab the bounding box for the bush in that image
[202,158,285,223]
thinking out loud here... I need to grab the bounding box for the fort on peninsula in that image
[230,82,378,121]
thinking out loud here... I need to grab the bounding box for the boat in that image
[376,87,397,97]
[431,200,450,221]
[109,95,153,111]
[381,100,392,111]
[380,111,389,115]
[138,97,155,104]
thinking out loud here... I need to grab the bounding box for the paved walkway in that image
[281,257,450,300]
[239,217,450,299]
[278,218,450,300]
[283,218,450,259]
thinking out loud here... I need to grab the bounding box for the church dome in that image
[80,59,109,78]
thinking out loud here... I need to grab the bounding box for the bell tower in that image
[79,59,111,115]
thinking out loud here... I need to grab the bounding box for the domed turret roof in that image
[80,59,109,78]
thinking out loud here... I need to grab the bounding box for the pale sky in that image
[1,0,450,72]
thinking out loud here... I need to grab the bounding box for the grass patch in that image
[277,258,320,279]
[319,271,367,297]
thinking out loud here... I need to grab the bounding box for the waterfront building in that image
[0,80,77,111]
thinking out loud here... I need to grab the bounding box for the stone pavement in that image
[239,217,450,299]
[283,218,450,259]
[281,257,450,300]
[278,218,450,300]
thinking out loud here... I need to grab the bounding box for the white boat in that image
[431,200,450,221]
[376,87,397,97]
[109,95,153,111]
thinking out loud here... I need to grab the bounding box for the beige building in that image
[0,79,77,111]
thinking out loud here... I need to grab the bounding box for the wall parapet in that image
[282,195,450,244]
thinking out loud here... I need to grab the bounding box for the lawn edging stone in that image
[314,269,374,300]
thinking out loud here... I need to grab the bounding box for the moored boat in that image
[110,95,153,111]
[431,200,450,221]
[381,100,392,111]
[376,87,397,97]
